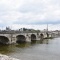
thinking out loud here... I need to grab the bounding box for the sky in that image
[0,0,60,30]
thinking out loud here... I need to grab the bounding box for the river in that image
[0,38,60,60]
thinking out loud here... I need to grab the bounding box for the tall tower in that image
[47,24,48,32]
[46,24,49,38]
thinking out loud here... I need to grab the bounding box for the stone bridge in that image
[0,32,52,44]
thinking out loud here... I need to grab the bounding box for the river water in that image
[0,38,60,60]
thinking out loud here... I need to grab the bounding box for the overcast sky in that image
[0,0,60,30]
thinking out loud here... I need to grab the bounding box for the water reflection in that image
[0,39,49,54]
[0,40,46,54]
[31,40,37,44]
[40,39,43,44]
[0,45,13,54]
[0,38,60,60]
[16,42,31,48]
[40,39,49,44]
[0,42,33,55]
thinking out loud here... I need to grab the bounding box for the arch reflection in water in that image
[40,39,49,44]
[16,42,31,48]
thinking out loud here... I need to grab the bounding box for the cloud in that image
[0,0,60,30]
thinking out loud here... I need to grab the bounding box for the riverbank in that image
[0,54,20,60]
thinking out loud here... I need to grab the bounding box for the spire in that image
[47,24,48,32]
[47,24,49,38]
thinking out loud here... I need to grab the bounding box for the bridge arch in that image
[40,33,44,39]
[0,36,9,44]
[31,34,36,41]
[16,35,26,43]
[46,33,49,38]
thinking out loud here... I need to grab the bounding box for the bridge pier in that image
[25,35,31,42]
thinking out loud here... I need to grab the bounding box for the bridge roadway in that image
[0,31,53,44]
